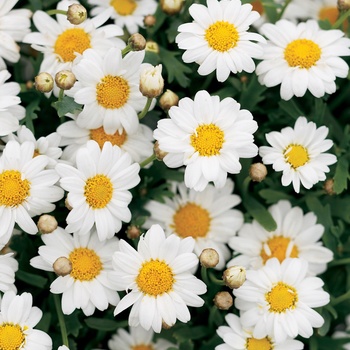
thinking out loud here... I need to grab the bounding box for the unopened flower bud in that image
[154,141,168,161]
[145,40,159,54]
[53,257,72,276]
[199,248,220,268]
[55,70,76,90]
[144,15,156,27]
[128,33,146,51]
[338,0,350,11]
[213,291,233,310]
[140,64,164,98]
[249,163,267,182]
[37,214,58,234]
[160,0,184,15]
[67,4,87,25]
[222,266,246,289]
[324,178,335,195]
[159,89,179,111]
[35,72,54,93]
[126,225,141,239]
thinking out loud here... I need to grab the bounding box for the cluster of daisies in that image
[0,0,348,349]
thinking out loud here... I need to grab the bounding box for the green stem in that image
[208,271,225,286]
[328,257,350,267]
[309,337,318,350]
[331,289,350,306]
[121,45,132,58]
[201,266,210,286]
[58,88,64,102]
[46,9,67,16]
[53,293,69,347]
[277,0,292,20]
[332,9,350,29]
[138,97,153,120]
[139,153,156,168]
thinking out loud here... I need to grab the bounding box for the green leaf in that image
[278,99,304,120]
[23,98,40,133]
[85,317,128,332]
[16,270,48,288]
[65,312,83,337]
[261,0,280,23]
[52,96,82,118]
[179,340,194,350]
[333,156,349,194]
[173,326,208,342]
[239,74,267,111]
[258,189,294,204]
[208,306,224,328]
[317,309,331,336]
[305,196,333,229]
[36,312,51,333]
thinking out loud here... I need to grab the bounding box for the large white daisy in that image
[153,90,258,192]
[228,200,333,275]
[176,0,265,82]
[111,224,207,333]
[55,140,140,241]
[259,116,337,193]
[30,227,120,316]
[233,258,330,343]
[144,179,244,270]
[256,19,350,100]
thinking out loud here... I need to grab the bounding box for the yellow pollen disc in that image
[284,39,321,69]
[172,203,211,239]
[251,0,264,15]
[191,124,224,156]
[284,144,309,169]
[90,127,127,148]
[260,236,299,264]
[69,247,102,281]
[0,170,30,207]
[136,259,174,296]
[110,0,137,15]
[246,337,273,350]
[266,282,298,313]
[54,28,91,62]
[132,345,154,350]
[96,75,130,109]
[0,323,25,350]
[205,21,239,52]
[319,6,339,25]
[84,174,113,209]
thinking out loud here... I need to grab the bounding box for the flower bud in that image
[249,162,267,182]
[128,33,146,51]
[324,178,335,195]
[145,40,159,54]
[67,4,87,25]
[213,291,233,310]
[222,266,246,289]
[37,214,58,234]
[55,70,76,90]
[53,257,72,276]
[199,248,220,268]
[338,0,350,11]
[154,141,168,161]
[160,0,184,15]
[35,72,54,93]
[159,89,179,111]
[126,225,141,239]
[144,15,156,27]
[140,64,164,98]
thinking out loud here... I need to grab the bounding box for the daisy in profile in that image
[259,116,337,193]
[176,0,265,82]
[0,291,52,350]
[153,90,258,192]
[111,224,207,333]
[216,313,304,350]
[87,0,158,34]
[144,179,244,270]
[67,47,148,135]
[256,19,350,100]
[108,325,177,350]
[30,227,120,316]
[0,253,18,293]
[0,1,32,69]
[228,200,333,275]
[0,140,64,244]
[55,140,140,241]
[233,258,329,343]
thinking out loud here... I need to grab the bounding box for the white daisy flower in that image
[55,140,140,241]
[153,90,258,192]
[57,117,153,165]
[176,0,265,82]
[66,47,148,135]
[0,291,52,350]
[259,116,337,193]
[30,227,120,316]
[0,140,64,245]
[0,0,32,69]
[111,224,207,333]
[256,19,350,100]
[88,0,158,35]
[216,313,304,350]
[108,325,177,350]
[228,200,333,275]
[144,179,244,270]
[233,258,330,343]
[0,252,18,293]
[23,0,125,96]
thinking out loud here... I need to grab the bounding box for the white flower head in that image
[139,64,164,98]
[154,90,258,192]
[176,0,265,82]
[259,116,337,193]
[111,224,207,333]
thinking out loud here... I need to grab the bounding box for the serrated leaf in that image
[16,270,48,288]
[333,156,349,194]
[85,317,128,331]
[258,189,294,204]
[239,74,267,111]
[65,312,83,337]
[173,326,208,342]
[52,96,82,118]
[278,99,304,120]
[23,98,40,133]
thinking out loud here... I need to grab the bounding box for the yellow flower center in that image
[205,21,239,52]
[136,259,174,296]
[0,170,30,207]
[84,174,113,209]
[266,282,298,313]
[69,247,102,281]
[191,124,224,156]
[0,323,25,350]
[319,6,339,25]
[110,0,137,15]
[132,345,154,350]
[172,203,211,238]
[284,144,309,169]
[90,127,128,148]
[54,28,91,62]
[246,337,273,350]
[284,39,321,69]
[260,236,299,264]
[96,75,130,109]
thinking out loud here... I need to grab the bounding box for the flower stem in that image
[139,153,156,168]
[58,88,64,102]
[53,292,69,347]
[329,257,350,267]
[121,45,132,58]
[277,0,292,20]
[331,290,350,306]
[46,9,67,16]
[332,9,350,29]
[138,97,153,120]
[208,271,225,286]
